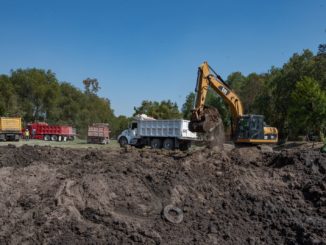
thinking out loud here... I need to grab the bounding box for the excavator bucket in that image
[189,107,225,147]
[189,107,222,133]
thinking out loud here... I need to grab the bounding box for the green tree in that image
[83,78,100,94]
[269,50,315,139]
[181,92,195,119]
[110,115,132,137]
[10,68,60,122]
[3,69,116,138]
[133,100,182,119]
[252,67,281,125]
[133,100,159,117]
[289,77,326,139]
[313,44,326,89]
[0,75,20,116]
[239,73,266,113]
[226,72,246,93]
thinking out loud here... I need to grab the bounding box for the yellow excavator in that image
[189,61,278,144]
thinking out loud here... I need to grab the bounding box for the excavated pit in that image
[0,144,325,244]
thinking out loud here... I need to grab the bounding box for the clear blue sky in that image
[0,0,325,116]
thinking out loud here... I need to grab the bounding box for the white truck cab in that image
[117,122,138,145]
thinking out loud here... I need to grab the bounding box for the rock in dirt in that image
[257,144,274,153]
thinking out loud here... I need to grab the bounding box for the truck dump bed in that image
[87,123,110,144]
[0,117,22,132]
[137,120,197,139]
[27,122,75,140]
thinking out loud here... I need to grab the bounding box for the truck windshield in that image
[131,123,137,129]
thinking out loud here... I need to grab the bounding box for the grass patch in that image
[0,138,120,149]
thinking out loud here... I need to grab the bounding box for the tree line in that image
[136,44,326,141]
[0,44,325,140]
[182,44,326,141]
[0,70,122,137]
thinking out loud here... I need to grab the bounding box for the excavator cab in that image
[236,115,264,141]
[235,115,278,143]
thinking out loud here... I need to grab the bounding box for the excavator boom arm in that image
[194,62,244,120]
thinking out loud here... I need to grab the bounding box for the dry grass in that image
[0,138,120,149]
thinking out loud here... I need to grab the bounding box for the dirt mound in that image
[0,145,325,244]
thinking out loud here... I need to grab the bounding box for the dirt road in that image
[0,144,325,244]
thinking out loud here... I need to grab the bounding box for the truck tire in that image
[119,137,128,147]
[151,138,162,149]
[163,204,183,224]
[179,142,190,151]
[51,135,58,141]
[44,135,50,141]
[163,138,174,150]
[15,135,20,141]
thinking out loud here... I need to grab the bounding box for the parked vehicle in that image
[117,116,198,151]
[87,123,110,144]
[0,117,22,141]
[26,122,75,141]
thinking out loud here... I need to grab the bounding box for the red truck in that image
[26,122,76,141]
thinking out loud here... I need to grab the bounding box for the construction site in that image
[1,1,326,244]
[0,60,325,244]
[0,59,325,244]
[0,142,325,244]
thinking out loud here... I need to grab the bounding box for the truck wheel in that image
[44,135,50,141]
[51,135,58,141]
[119,137,128,147]
[151,138,162,149]
[163,138,174,150]
[179,142,190,151]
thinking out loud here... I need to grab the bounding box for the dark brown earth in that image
[0,144,325,244]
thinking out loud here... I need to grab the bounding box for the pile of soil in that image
[0,144,325,244]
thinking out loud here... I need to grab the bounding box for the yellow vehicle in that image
[189,62,278,144]
[0,117,22,141]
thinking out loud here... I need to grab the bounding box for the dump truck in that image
[0,117,22,141]
[117,115,197,151]
[87,123,110,144]
[26,122,76,141]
